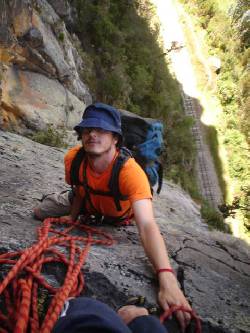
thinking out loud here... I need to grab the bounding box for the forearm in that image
[132,200,175,285]
[139,222,179,286]
[139,222,171,272]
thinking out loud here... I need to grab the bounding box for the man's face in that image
[81,127,118,156]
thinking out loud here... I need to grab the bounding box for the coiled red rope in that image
[0,217,114,333]
[0,217,202,333]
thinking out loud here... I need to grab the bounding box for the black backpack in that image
[70,110,164,214]
[120,109,164,194]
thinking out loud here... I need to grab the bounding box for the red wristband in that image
[156,268,175,275]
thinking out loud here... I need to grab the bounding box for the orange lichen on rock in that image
[12,6,32,37]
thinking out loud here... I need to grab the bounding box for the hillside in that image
[177,0,250,235]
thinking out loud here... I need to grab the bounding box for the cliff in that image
[0,0,91,134]
[0,1,250,332]
[0,130,250,333]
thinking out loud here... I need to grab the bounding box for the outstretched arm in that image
[132,199,191,332]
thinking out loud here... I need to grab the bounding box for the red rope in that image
[0,217,114,333]
[0,217,202,332]
[160,305,202,333]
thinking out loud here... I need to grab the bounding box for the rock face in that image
[0,130,250,333]
[0,0,92,133]
[232,2,250,47]
[239,10,250,45]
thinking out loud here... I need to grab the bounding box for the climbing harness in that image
[0,217,113,333]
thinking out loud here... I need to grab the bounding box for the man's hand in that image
[158,272,191,333]
[117,305,149,325]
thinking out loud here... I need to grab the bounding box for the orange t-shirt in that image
[64,146,152,218]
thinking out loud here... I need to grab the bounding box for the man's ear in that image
[76,130,82,141]
[113,133,119,146]
[114,133,123,147]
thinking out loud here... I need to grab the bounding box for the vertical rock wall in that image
[0,0,92,133]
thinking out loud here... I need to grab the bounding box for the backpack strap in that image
[70,147,85,186]
[156,161,163,194]
[108,147,132,211]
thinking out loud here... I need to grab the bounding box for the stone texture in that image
[239,10,250,46]
[0,130,249,333]
[46,0,76,29]
[0,0,92,132]
[1,68,85,133]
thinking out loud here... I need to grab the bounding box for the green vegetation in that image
[206,125,227,196]
[70,0,198,196]
[179,0,250,232]
[29,124,68,148]
[58,32,65,42]
[201,201,231,232]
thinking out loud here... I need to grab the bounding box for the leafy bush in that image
[58,32,64,42]
[29,125,68,148]
[201,201,231,233]
[239,186,250,231]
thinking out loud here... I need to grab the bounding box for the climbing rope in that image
[160,305,202,333]
[0,217,202,333]
[0,217,114,333]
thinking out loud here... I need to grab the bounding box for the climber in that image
[53,297,168,333]
[34,103,192,332]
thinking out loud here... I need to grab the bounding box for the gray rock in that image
[0,0,92,133]
[239,10,250,46]
[1,68,86,133]
[47,0,71,18]
[22,27,44,49]
[240,10,250,26]
[0,25,15,47]
[46,0,76,29]
[0,130,249,333]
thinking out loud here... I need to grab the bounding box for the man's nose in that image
[88,128,98,135]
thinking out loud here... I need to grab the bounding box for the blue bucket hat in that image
[74,103,122,137]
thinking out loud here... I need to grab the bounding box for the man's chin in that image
[85,150,102,157]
